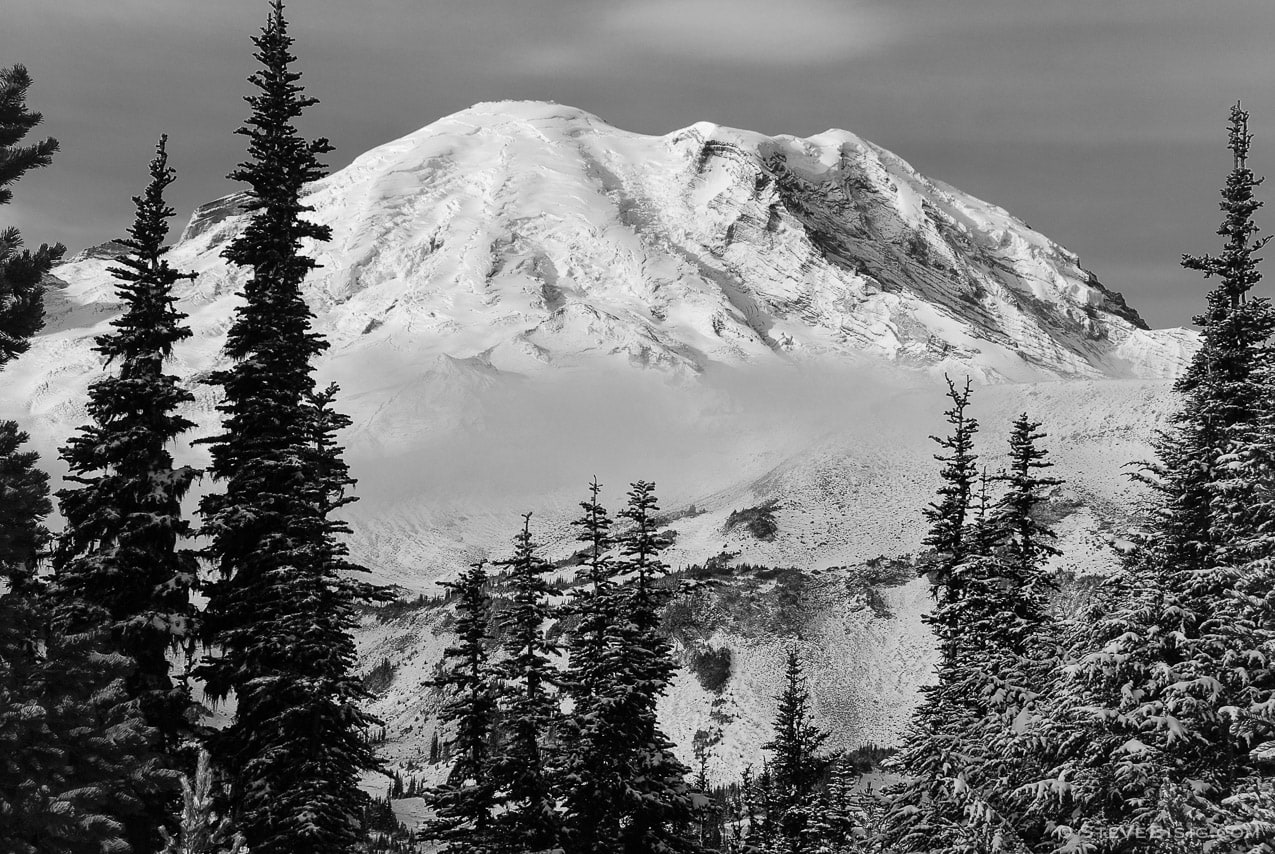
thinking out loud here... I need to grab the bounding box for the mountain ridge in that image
[60,98,1193,382]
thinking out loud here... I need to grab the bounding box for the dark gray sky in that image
[5,0,1274,328]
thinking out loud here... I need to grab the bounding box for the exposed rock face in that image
[177,191,251,244]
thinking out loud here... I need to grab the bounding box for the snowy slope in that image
[350,375,1181,788]
[0,100,1199,787]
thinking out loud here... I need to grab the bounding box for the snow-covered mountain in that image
[43,99,1192,382]
[0,100,1198,784]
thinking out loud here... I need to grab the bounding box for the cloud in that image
[345,360,930,516]
[595,0,900,67]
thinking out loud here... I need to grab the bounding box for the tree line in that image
[412,104,1275,854]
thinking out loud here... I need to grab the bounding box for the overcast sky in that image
[5,0,1275,328]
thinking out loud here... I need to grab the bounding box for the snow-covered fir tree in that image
[0,63,61,364]
[881,386,1064,853]
[920,375,981,670]
[1024,103,1275,852]
[611,480,700,854]
[760,648,831,854]
[488,513,562,852]
[0,419,61,854]
[34,599,169,854]
[559,478,628,854]
[0,64,161,854]
[422,560,497,853]
[51,141,201,845]
[991,415,1063,645]
[808,757,866,854]
[196,3,382,852]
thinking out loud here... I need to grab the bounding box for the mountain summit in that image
[69,99,1187,384]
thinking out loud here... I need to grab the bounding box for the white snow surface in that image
[0,100,1201,787]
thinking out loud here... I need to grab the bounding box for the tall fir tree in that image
[765,650,830,810]
[920,375,981,671]
[882,395,1064,853]
[611,480,699,854]
[989,414,1063,655]
[0,61,56,853]
[50,134,201,854]
[53,135,200,752]
[559,478,627,854]
[0,63,62,364]
[761,649,830,854]
[1025,102,1275,852]
[197,3,382,852]
[0,61,58,700]
[0,420,59,854]
[0,63,162,854]
[38,597,170,854]
[488,514,562,853]
[422,560,498,854]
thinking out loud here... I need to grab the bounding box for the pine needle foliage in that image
[422,561,498,853]
[1028,102,1275,852]
[0,64,62,364]
[761,648,831,854]
[0,63,162,854]
[158,750,249,854]
[196,4,383,852]
[53,135,201,762]
[488,514,562,852]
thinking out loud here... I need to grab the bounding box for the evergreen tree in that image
[1179,103,1275,428]
[748,765,780,852]
[612,481,700,854]
[559,478,627,854]
[197,3,382,852]
[989,414,1063,655]
[0,60,57,715]
[920,375,980,671]
[810,757,865,854]
[881,398,1064,853]
[488,514,561,852]
[0,422,59,854]
[0,63,161,854]
[692,749,726,854]
[53,135,200,769]
[29,601,169,854]
[0,63,63,363]
[422,560,497,853]
[761,649,830,854]
[557,481,702,853]
[732,766,758,854]
[1024,102,1275,852]
[765,649,830,805]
